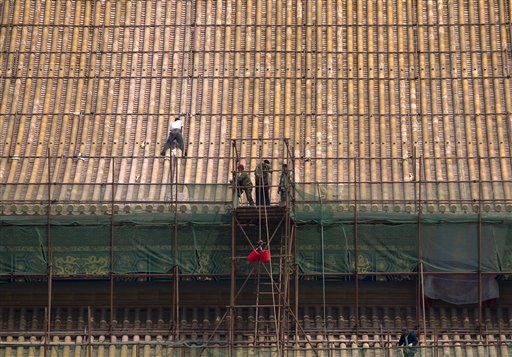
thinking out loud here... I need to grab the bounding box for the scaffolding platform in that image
[232,205,289,223]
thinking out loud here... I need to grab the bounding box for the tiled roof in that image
[0,0,511,214]
[0,335,510,357]
[0,306,511,356]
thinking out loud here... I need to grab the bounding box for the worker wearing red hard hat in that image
[236,163,255,206]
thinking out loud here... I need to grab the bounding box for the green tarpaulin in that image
[1,212,511,277]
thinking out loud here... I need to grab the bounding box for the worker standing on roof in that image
[160,117,184,157]
[278,163,294,205]
[236,164,255,206]
[254,159,271,206]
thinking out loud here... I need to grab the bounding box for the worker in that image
[236,164,255,206]
[398,326,419,356]
[161,117,184,156]
[278,163,294,205]
[254,159,271,206]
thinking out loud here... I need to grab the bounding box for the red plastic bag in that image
[260,250,271,263]
[247,249,261,263]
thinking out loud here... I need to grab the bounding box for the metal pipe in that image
[419,156,427,339]
[229,140,237,357]
[87,306,92,357]
[45,147,52,357]
[1,270,510,280]
[353,157,359,340]
[2,154,512,160]
[109,158,115,334]
[477,155,483,331]
[171,155,180,338]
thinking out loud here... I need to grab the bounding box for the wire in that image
[263,188,280,353]
[254,138,281,355]
[318,183,328,343]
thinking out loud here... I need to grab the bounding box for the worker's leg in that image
[160,134,173,155]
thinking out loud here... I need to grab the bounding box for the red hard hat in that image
[238,164,245,170]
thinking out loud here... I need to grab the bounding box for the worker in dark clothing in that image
[160,117,184,156]
[236,164,255,206]
[278,163,295,205]
[398,326,419,356]
[254,159,271,206]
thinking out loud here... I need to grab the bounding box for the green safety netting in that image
[1,212,512,277]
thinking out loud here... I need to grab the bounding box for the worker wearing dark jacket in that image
[398,327,419,356]
[278,163,294,204]
[254,159,271,206]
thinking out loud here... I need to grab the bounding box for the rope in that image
[262,158,282,354]
[254,139,281,355]
[263,197,280,353]
[318,183,328,344]
[254,261,261,343]
[320,222,328,343]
